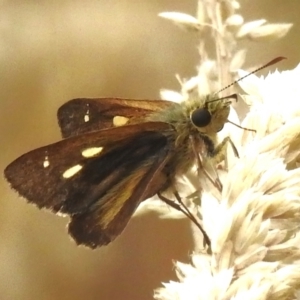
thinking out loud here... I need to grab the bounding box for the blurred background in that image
[0,1,299,299]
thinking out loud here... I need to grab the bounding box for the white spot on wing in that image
[62,164,83,178]
[113,116,129,127]
[43,156,50,168]
[84,104,90,122]
[81,147,104,158]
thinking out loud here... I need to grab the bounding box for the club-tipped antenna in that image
[216,56,286,95]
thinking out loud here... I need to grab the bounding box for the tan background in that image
[0,1,299,299]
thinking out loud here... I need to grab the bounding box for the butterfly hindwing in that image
[57,98,174,138]
[68,146,170,248]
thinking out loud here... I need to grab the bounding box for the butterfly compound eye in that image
[191,108,212,127]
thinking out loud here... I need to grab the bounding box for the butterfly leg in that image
[208,136,240,190]
[189,135,223,191]
[211,136,239,162]
[157,191,211,248]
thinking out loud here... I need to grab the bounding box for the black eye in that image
[191,108,212,127]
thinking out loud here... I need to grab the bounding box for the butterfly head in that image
[186,94,231,135]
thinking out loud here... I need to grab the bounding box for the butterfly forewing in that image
[58,98,174,138]
[4,122,172,215]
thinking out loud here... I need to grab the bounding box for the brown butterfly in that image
[4,57,285,248]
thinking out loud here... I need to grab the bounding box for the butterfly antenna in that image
[217,56,286,95]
